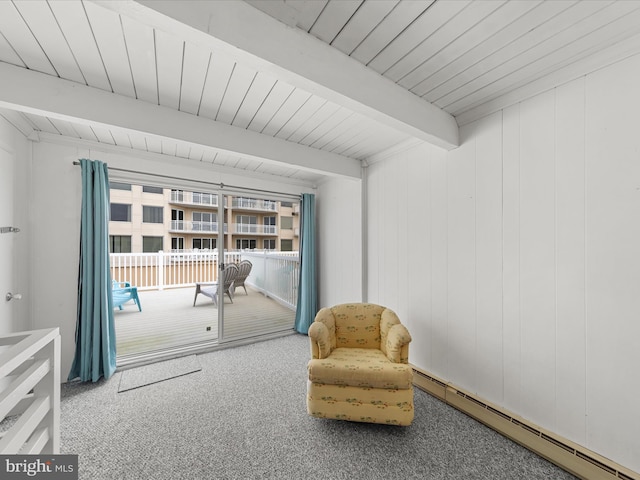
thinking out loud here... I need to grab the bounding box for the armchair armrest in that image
[308,321,332,359]
[385,323,412,364]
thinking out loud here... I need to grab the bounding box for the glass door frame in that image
[217,191,226,343]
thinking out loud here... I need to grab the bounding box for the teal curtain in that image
[294,193,317,334]
[68,159,117,382]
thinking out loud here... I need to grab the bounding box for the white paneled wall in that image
[0,115,31,335]
[366,53,640,473]
[584,55,640,467]
[553,79,586,444]
[472,112,503,404]
[520,90,558,430]
[317,177,362,307]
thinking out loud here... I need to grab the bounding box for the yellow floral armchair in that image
[307,303,414,426]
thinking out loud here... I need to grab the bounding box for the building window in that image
[110,203,131,222]
[171,237,184,250]
[143,185,163,194]
[171,209,184,230]
[236,239,256,250]
[264,216,276,234]
[281,201,293,208]
[109,235,131,253]
[143,206,164,223]
[281,239,293,251]
[263,239,275,250]
[143,236,163,252]
[193,238,216,250]
[171,190,184,202]
[110,182,131,191]
[281,216,293,230]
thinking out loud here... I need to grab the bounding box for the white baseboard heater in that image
[412,366,638,480]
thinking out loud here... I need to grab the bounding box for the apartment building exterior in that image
[108,183,300,253]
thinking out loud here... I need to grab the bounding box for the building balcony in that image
[170,221,279,235]
[169,193,280,213]
[169,191,222,208]
[114,286,295,363]
[169,220,228,234]
[110,250,299,364]
[231,198,277,212]
[233,223,277,235]
[110,250,299,301]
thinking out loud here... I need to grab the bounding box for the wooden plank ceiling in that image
[1,0,640,184]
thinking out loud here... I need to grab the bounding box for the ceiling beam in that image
[0,62,362,179]
[94,0,460,150]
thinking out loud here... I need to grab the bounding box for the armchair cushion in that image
[308,348,413,389]
[333,303,383,349]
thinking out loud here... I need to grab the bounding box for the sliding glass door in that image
[109,180,299,366]
[216,191,298,343]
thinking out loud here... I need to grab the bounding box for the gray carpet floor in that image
[118,355,202,392]
[60,334,577,480]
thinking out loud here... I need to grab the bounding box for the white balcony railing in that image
[170,220,226,233]
[170,191,221,207]
[111,251,237,290]
[231,198,277,211]
[0,328,61,454]
[170,221,277,235]
[110,250,300,309]
[233,223,277,235]
[241,251,300,309]
[110,250,300,308]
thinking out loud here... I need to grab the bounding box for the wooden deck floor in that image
[114,286,295,364]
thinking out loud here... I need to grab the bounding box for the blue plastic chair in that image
[112,280,142,311]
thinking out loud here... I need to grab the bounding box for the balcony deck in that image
[113,285,295,366]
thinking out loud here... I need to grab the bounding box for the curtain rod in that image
[72,161,302,199]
